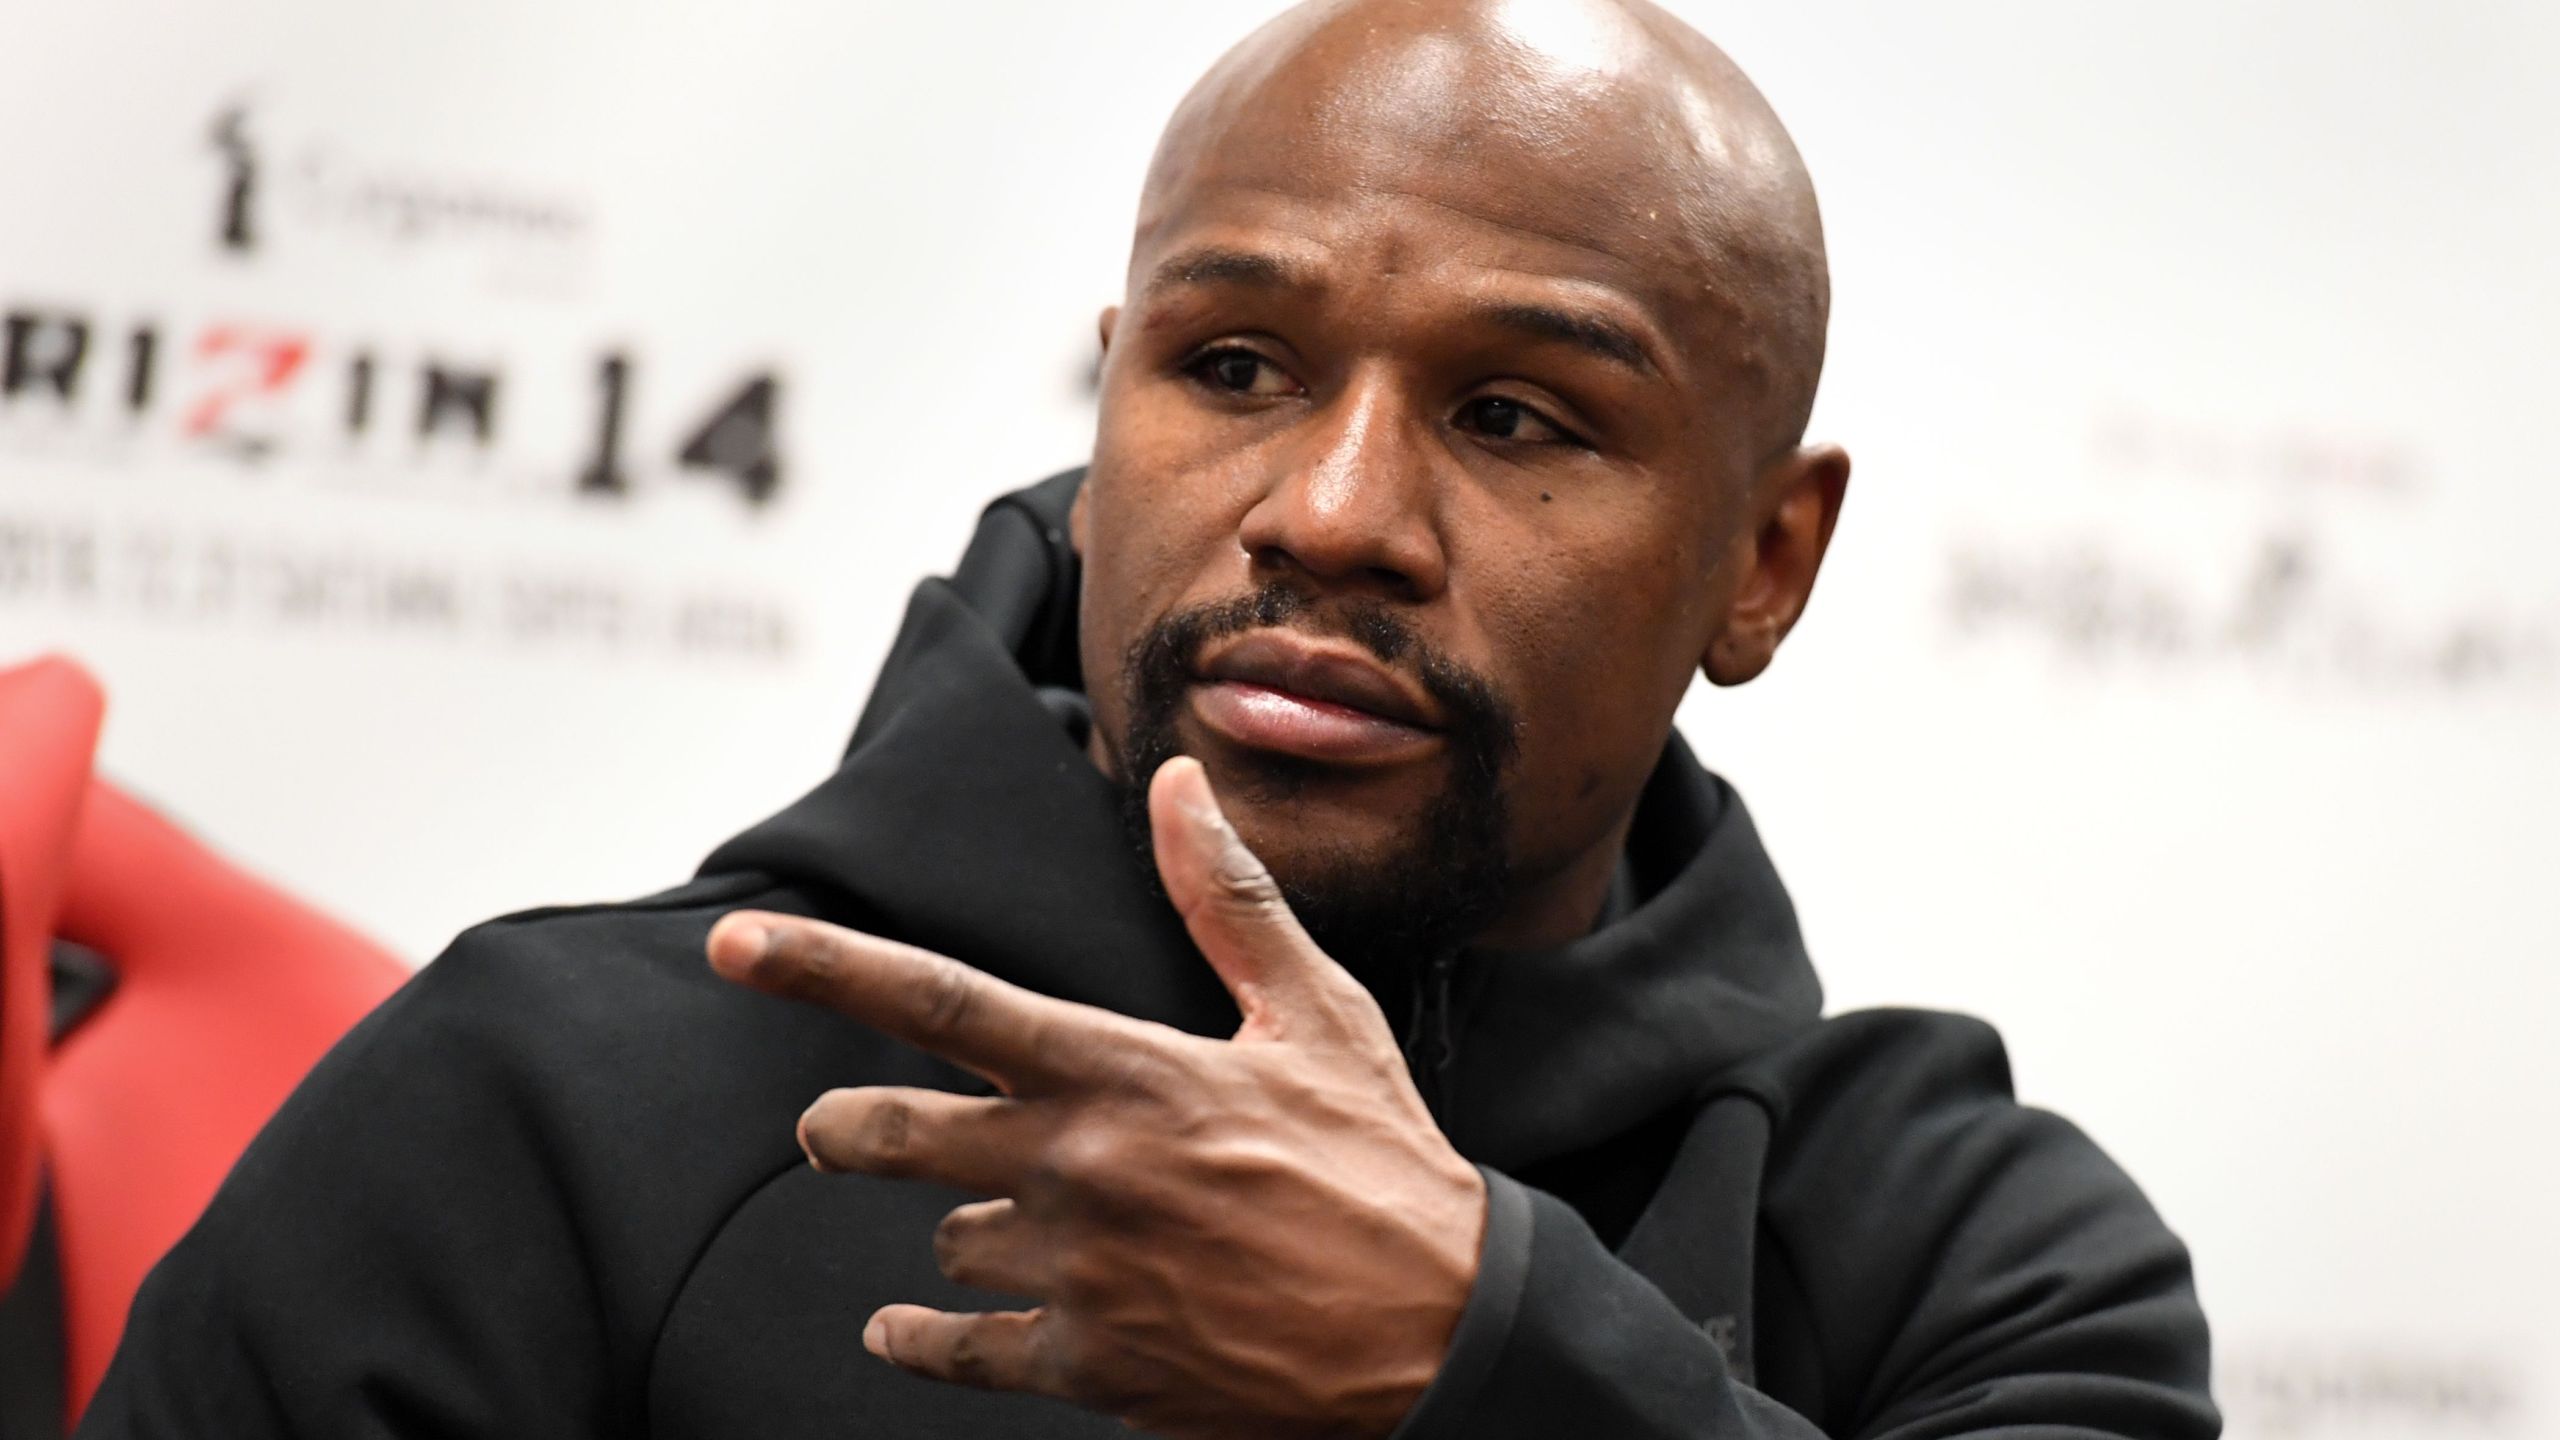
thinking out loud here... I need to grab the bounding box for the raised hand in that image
[706,756,1487,1439]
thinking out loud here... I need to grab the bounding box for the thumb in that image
[1149,756,1369,1044]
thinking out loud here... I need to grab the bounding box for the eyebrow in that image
[1144,246,1320,297]
[1474,301,1659,377]
[1144,245,1662,378]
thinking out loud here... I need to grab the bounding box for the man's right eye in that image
[1183,346,1297,397]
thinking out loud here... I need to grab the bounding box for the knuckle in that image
[1208,844,1283,910]
[1055,1333,1132,1412]
[915,959,980,1038]
[815,1093,917,1171]
[1042,1123,1133,1189]
[1052,1249,1119,1308]
[1045,1324,1098,1387]
[1096,1034,1181,1095]
[945,1326,993,1387]
[859,1097,917,1165]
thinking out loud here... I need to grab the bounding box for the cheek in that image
[1086,443,1249,612]
[1461,502,1716,847]
[1472,492,1712,704]
[1078,393,1262,709]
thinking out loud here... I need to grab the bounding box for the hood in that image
[704,470,1823,1172]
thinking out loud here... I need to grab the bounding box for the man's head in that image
[1072,0,1850,968]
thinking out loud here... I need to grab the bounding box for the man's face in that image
[1074,26,1807,958]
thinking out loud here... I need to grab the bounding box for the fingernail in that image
[862,1313,890,1359]
[1175,765,1228,832]
[795,1105,833,1172]
[1182,794,1225,834]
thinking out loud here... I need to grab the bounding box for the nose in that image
[1235,370,1450,603]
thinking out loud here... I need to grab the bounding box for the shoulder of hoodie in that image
[1717,1008,2207,1420]
[207,870,932,1289]
[347,869,959,1135]
[1718,1005,2183,1246]
[121,871,947,1415]
[371,870,848,1085]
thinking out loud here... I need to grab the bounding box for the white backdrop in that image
[3,3,2553,1435]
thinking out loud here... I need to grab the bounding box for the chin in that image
[1203,751,1436,869]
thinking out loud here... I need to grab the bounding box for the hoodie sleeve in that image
[72,928,616,1439]
[1392,1011,2219,1440]
[75,894,826,1440]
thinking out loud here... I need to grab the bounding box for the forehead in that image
[1137,27,1756,353]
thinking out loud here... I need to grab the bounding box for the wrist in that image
[1354,1158,1489,1436]
[1383,1169,1539,1440]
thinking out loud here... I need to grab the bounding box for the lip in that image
[1188,631,1445,765]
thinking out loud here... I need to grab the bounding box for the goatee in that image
[1107,582,1521,986]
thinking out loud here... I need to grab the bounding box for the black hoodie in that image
[82,472,2217,1439]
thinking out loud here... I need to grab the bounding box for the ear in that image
[1702,443,1851,686]
[1072,307,1120,559]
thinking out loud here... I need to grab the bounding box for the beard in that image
[1106,581,1521,984]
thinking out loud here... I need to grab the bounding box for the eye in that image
[1182,345,1298,398]
[1454,395,1582,446]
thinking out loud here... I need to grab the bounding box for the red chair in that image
[0,656,408,1431]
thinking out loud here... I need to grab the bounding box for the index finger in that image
[708,911,1169,1096]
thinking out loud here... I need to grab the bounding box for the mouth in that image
[1188,630,1446,766]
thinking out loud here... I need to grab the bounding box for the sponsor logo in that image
[1940,411,2554,696]
[0,305,784,510]
[210,105,259,253]
[2219,1343,2527,1436]
[0,99,800,662]
[202,101,591,263]
[2,103,785,510]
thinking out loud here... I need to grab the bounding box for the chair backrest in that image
[0,656,411,1423]
[0,658,104,1298]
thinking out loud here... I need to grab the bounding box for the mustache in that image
[1129,583,1520,772]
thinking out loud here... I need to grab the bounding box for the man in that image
[84,1,2216,1436]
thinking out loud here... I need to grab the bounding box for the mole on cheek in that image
[1541,491,1553,503]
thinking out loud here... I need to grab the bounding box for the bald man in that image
[83,3,2214,1437]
